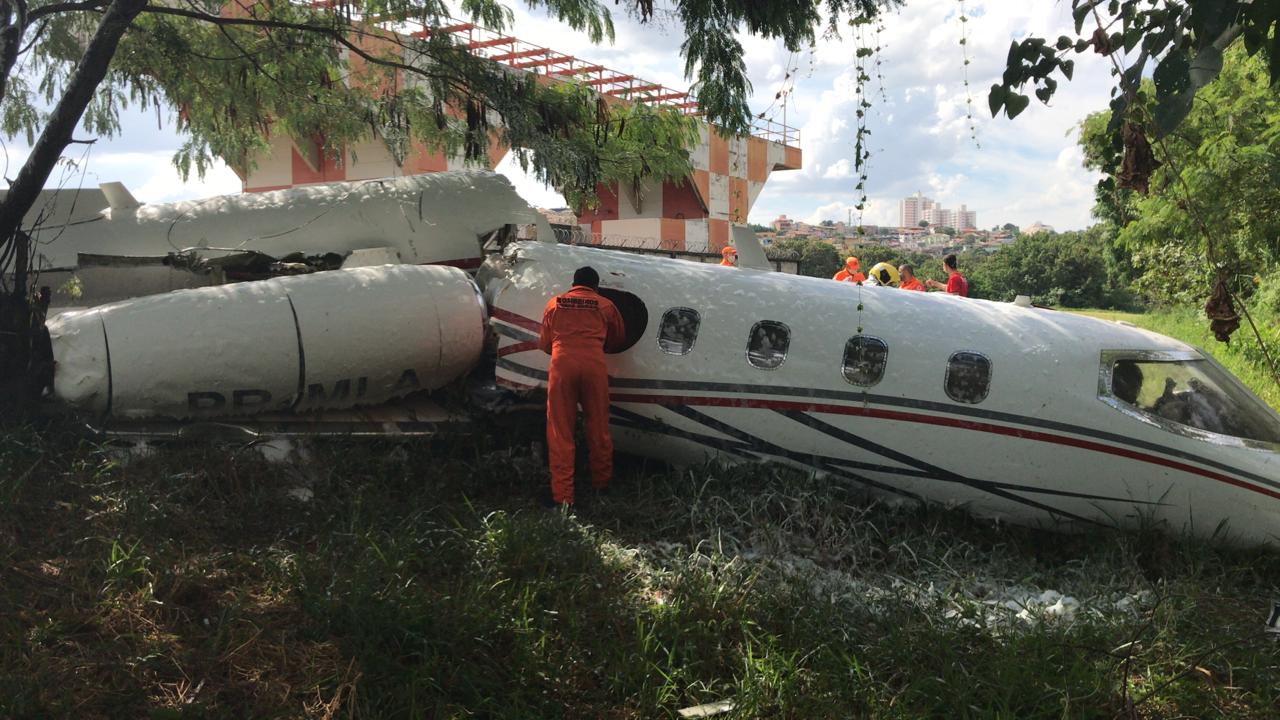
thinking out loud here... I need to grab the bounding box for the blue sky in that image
[1,2,1114,231]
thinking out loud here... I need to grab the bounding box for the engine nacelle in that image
[48,265,485,419]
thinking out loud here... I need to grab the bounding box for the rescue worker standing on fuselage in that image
[539,266,626,507]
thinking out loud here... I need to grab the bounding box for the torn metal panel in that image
[20,172,553,307]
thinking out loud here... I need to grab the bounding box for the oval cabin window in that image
[597,288,648,354]
[747,320,790,370]
[945,351,992,404]
[842,336,888,387]
[658,307,700,355]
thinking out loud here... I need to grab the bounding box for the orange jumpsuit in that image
[899,278,925,291]
[833,268,866,283]
[539,285,626,504]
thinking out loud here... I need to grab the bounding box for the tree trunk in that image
[0,0,147,418]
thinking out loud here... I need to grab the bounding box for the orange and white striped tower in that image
[235,18,801,252]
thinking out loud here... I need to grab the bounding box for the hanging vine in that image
[850,13,876,236]
[957,0,979,147]
[874,15,888,105]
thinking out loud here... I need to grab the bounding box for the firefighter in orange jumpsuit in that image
[538,266,626,507]
[833,256,865,282]
[720,246,739,266]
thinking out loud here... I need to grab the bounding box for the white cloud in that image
[495,154,568,209]
[1,1,1113,231]
[750,1,1115,230]
[821,158,852,179]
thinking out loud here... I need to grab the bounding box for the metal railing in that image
[749,117,800,147]
[373,13,799,146]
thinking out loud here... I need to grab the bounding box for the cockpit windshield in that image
[1105,353,1280,445]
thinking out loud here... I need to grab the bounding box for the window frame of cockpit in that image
[1097,348,1280,451]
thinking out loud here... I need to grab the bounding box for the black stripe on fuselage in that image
[614,402,1146,517]
[495,359,1271,492]
[778,409,1107,525]
[610,404,924,503]
[494,323,539,344]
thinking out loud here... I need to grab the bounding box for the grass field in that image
[4,419,1280,719]
[1073,306,1280,411]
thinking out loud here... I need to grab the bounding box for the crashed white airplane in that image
[19,171,1280,544]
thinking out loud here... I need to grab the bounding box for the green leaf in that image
[1035,76,1059,104]
[988,83,1007,116]
[1153,46,1190,99]
[1005,92,1031,119]
[1056,35,1073,51]
[1122,28,1142,54]
[1006,40,1022,68]
[1061,59,1075,80]
[1154,90,1195,138]
[1072,2,1091,34]
[1271,22,1280,86]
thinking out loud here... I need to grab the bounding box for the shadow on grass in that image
[1,425,1279,718]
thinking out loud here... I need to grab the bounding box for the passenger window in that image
[747,320,790,370]
[658,307,700,355]
[842,336,888,387]
[1108,357,1280,443]
[945,351,991,404]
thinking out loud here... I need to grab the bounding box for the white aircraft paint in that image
[17,172,553,308]
[24,170,1280,546]
[486,242,1280,545]
[48,265,485,419]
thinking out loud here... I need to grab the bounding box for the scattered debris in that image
[678,700,734,718]
[286,487,315,503]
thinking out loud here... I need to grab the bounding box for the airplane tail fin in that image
[100,182,140,211]
[731,224,771,271]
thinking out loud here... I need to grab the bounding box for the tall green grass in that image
[3,427,1280,718]
[1075,306,1280,411]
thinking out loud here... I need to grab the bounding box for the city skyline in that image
[900,192,977,230]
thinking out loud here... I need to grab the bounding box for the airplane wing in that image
[21,171,554,308]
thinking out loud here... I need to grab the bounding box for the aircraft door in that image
[597,288,648,354]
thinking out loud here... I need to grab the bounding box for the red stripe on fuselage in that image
[491,306,543,333]
[609,392,1280,502]
[498,340,541,357]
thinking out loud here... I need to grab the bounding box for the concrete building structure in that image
[901,192,977,231]
[925,207,956,228]
[233,19,801,254]
[900,192,935,227]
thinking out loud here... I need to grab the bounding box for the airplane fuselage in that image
[485,242,1280,545]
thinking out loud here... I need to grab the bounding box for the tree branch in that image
[0,0,148,245]
[141,4,472,89]
[28,0,104,21]
[0,0,30,104]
